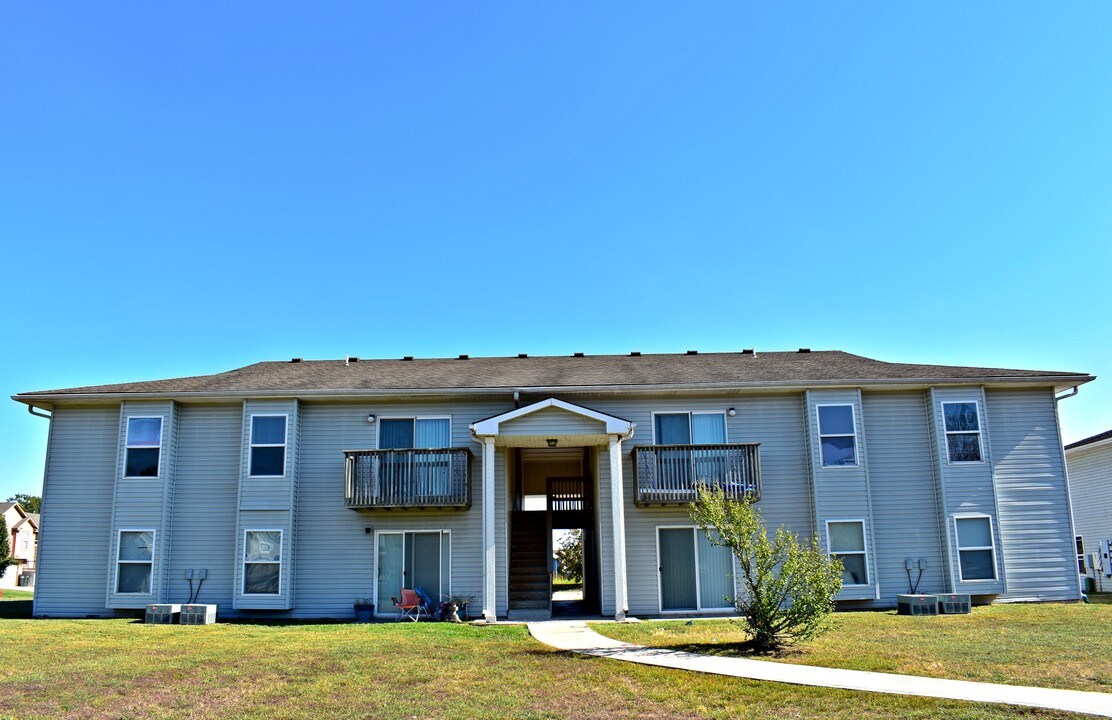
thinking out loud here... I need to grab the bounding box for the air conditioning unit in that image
[180,604,218,625]
[144,604,181,624]
[936,593,971,614]
[897,594,938,616]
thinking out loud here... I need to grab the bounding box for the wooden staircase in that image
[508,512,551,620]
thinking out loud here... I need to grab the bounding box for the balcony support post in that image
[481,437,497,623]
[608,436,628,621]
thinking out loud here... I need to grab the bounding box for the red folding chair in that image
[391,588,425,622]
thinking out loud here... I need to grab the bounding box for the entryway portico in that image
[470,398,635,622]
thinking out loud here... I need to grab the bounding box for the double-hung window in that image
[954,515,997,581]
[1077,536,1087,575]
[124,417,163,478]
[244,530,283,594]
[827,520,869,586]
[942,402,983,463]
[817,405,857,467]
[117,530,155,594]
[249,415,287,477]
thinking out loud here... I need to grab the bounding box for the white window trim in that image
[655,525,735,614]
[373,529,453,618]
[953,514,998,582]
[815,404,859,468]
[115,528,157,596]
[941,401,985,464]
[248,414,289,478]
[375,416,453,450]
[242,528,284,596]
[648,411,728,445]
[123,415,164,480]
[825,519,870,587]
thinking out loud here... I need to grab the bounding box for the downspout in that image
[1054,385,1085,600]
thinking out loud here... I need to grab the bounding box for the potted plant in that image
[354,597,374,623]
[447,595,474,623]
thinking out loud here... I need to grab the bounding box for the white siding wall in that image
[1068,440,1112,590]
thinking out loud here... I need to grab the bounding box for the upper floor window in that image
[817,405,857,467]
[244,530,283,594]
[652,412,726,445]
[249,415,287,477]
[124,417,163,478]
[954,515,996,581]
[378,417,451,449]
[827,520,869,586]
[942,402,983,463]
[117,530,155,594]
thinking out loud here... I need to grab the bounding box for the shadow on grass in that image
[0,600,33,619]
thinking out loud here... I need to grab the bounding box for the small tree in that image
[0,515,17,580]
[7,494,41,514]
[691,485,843,652]
[554,529,584,583]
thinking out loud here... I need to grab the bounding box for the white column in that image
[481,437,498,622]
[609,436,628,621]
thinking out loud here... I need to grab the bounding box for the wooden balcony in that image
[344,448,472,510]
[632,443,761,506]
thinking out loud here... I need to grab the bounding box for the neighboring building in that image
[1065,429,1112,592]
[11,349,1093,620]
[0,502,39,589]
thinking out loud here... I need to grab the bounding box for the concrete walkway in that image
[527,620,1112,718]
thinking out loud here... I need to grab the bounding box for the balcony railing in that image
[632,443,761,506]
[344,448,472,509]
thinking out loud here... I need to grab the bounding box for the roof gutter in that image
[1055,385,1080,403]
[26,403,52,419]
[11,373,1095,405]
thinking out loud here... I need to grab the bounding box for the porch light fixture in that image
[367,415,376,423]
[546,438,558,448]
[727,408,737,417]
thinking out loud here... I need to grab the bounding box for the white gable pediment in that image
[470,398,634,439]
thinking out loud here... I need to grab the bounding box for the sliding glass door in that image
[658,527,734,612]
[376,530,451,615]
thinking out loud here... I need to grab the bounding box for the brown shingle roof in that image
[12,350,1093,400]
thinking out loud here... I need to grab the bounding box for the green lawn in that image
[592,602,1112,693]
[0,612,1092,719]
[0,588,33,619]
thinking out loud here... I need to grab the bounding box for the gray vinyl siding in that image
[987,388,1080,601]
[1067,441,1112,590]
[498,406,605,437]
[292,400,510,619]
[234,399,299,610]
[804,389,878,601]
[106,400,177,609]
[929,387,1006,595]
[862,391,947,601]
[34,406,118,617]
[167,404,241,607]
[583,395,811,616]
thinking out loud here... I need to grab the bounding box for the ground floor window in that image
[244,530,283,594]
[827,520,869,586]
[376,530,451,614]
[117,530,155,594]
[657,527,733,612]
[1077,536,1087,575]
[954,515,997,581]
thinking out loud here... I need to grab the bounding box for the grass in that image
[0,613,1092,719]
[591,602,1112,693]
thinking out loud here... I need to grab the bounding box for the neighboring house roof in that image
[1066,429,1112,452]
[12,515,38,532]
[11,350,1094,401]
[0,502,15,515]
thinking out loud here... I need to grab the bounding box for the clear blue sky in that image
[2,3,1109,501]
